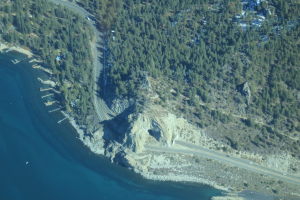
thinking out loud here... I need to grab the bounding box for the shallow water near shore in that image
[0,52,224,200]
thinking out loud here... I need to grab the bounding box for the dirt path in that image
[48,0,114,122]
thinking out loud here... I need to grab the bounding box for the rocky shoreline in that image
[63,101,299,200]
[2,40,300,200]
[2,13,300,197]
[0,45,253,199]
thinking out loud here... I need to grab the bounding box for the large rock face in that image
[122,106,177,153]
[113,104,217,154]
[101,103,193,155]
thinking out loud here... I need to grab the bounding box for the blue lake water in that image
[0,52,223,200]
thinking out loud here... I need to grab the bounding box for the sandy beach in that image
[0,42,33,58]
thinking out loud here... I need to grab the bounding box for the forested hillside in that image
[0,0,298,156]
[78,0,300,156]
[0,0,95,126]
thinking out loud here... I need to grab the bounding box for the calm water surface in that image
[0,52,223,200]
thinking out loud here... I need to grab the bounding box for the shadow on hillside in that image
[101,106,134,146]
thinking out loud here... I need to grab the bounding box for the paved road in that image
[145,140,300,186]
[47,0,114,122]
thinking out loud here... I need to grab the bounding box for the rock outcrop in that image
[103,103,220,157]
[110,98,133,115]
[239,82,251,105]
[120,106,177,153]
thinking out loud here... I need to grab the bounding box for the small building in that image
[239,22,248,31]
[252,19,262,27]
[261,35,269,42]
[56,56,62,61]
[235,14,242,19]
[257,14,266,21]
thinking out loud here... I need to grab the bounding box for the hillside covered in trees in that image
[78,0,300,156]
[0,0,299,157]
[0,0,96,127]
